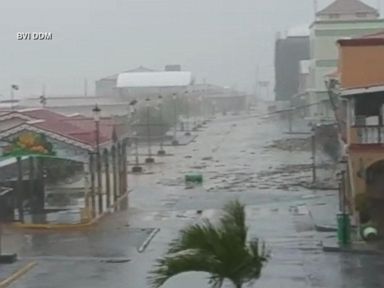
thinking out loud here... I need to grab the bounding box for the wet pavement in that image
[4,109,384,287]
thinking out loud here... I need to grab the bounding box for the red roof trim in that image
[338,38,384,46]
[349,144,384,151]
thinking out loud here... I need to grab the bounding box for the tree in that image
[148,200,268,288]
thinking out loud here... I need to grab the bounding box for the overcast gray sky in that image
[0,0,381,98]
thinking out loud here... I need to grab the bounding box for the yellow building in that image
[337,33,384,232]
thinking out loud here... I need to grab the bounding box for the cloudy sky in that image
[0,0,381,98]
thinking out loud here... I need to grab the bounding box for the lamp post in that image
[185,91,191,136]
[311,123,317,184]
[172,93,179,146]
[92,104,103,215]
[157,95,166,155]
[130,100,143,173]
[145,98,155,163]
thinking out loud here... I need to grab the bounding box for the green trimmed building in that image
[306,0,384,120]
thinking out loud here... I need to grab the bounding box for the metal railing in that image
[355,126,384,144]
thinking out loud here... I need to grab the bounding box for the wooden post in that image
[28,157,35,212]
[104,149,111,208]
[312,127,317,184]
[112,145,118,201]
[16,157,24,222]
[89,153,96,218]
[117,142,122,197]
[123,141,128,194]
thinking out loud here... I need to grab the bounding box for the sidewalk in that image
[0,260,36,287]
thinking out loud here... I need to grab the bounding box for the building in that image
[95,66,157,98]
[0,108,130,225]
[274,33,310,101]
[334,32,384,232]
[96,65,192,101]
[307,0,384,120]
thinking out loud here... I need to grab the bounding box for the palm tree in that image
[148,200,268,288]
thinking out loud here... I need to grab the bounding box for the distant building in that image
[307,0,384,120]
[164,65,181,71]
[95,66,156,98]
[274,34,310,101]
[95,65,192,102]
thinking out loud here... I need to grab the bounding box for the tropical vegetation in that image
[149,200,268,288]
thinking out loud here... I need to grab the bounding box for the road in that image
[4,109,384,287]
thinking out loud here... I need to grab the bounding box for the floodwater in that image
[4,107,384,287]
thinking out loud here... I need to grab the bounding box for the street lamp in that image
[157,95,166,155]
[92,104,103,215]
[185,91,191,136]
[145,98,155,164]
[172,93,179,146]
[130,100,143,173]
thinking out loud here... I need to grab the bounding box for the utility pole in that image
[145,98,154,163]
[311,125,317,183]
[172,93,179,145]
[92,105,103,215]
[313,0,318,18]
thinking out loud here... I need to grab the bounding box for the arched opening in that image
[365,160,384,233]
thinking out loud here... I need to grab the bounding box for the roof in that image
[326,70,340,78]
[97,66,157,82]
[126,66,157,73]
[116,71,192,88]
[317,0,378,16]
[287,26,310,37]
[0,109,119,150]
[338,30,384,46]
[341,84,384,97]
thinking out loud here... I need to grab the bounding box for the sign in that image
[3,132,56,157]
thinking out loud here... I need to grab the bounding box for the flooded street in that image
[5,111,384,288]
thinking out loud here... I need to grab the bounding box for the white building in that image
[307,0,384,120]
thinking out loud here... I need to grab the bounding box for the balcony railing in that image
[354,126,384,144]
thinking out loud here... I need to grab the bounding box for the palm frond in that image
[148,200,269,288]
[148,249,221,288]
[221,200,248,244]
[167,219,220,254]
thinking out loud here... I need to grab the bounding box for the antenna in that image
[42,84,46,96]
[313,0,318,18]
[84,78,88,97]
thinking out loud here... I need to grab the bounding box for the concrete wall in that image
[339,44,384,89]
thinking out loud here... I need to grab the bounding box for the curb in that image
[315,224,338,232]
[10,191,130,230]
[0,261,37,288]
[137,228,160,253]
[322,244,384,255]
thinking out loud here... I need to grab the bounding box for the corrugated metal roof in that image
[0,109,117,149]
[317,0,378,15]
[117,71,192,88]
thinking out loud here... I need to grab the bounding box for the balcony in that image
[352,126,384,144]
